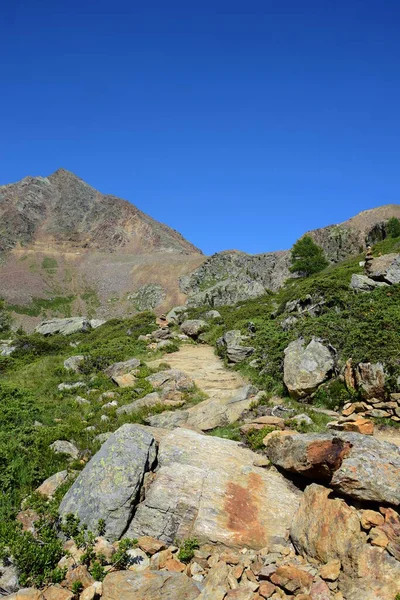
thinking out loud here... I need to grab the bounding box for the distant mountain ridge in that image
[1,168,399,326]
[0,168,201,255]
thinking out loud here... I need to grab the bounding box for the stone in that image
[116,392,162,416]
[369,527,388,547]
[35,317,92,336]
[166,306,188,325]
[80,582,103,600]
[369,252,400,284]
[75,395,90,405]
[265,431,400,505]
[205,310,222,320]
[354,362,385,399]
[0,341,16,356]
[63,355,85,373]
[327,418,374,435]
[126,548,150,571]
[93,537,115,561]
[137,536,166,555]
[283,339,335,398]
[290,484,363,569]
[360,509,384,529]
[104,358,140,385]
[146,369,194,393]
[7,590,45,599]
[164,557,186,572]
[42,587,74,600]
[319,560,341,581]
[126,428,300,549]
[101,570,201,599]
[0,563,19,594]
[180,319,209,338]
[59,424,156,540]
[380,507,400,560]
[62,565,94,589]
[217,330,255,364]
[49,441,79,460]
[58,382,86,391]
[16,509,40,533]
[349,274,388,292]
[270,565,313,594]
[90,319,106,329]
[258,582,276,598]
[36,470,69,498]
[290,413,313,426]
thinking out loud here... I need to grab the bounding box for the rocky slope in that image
[182,205,400,307]
[0,169,204,327]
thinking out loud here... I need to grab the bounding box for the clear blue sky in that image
[1,1,399,255]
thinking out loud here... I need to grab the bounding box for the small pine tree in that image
[290,235,329,277]
[387,217,400,238]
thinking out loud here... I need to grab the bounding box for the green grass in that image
[41,257,58,271]
[8,295,75,318]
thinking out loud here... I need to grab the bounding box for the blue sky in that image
[1,0,400,255]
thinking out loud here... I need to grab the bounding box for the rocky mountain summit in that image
[1,167,400,324]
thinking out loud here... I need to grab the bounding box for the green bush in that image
[177,538,199,563]
[244,426,277,451]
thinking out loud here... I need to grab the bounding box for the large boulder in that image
[125,428,300,549]
[35,317,92,336]
[146,369,194,394]
[354,362,386,399]
[59,425,156,540]
[180,319,208,338]
[350,273,388,292]
[101,570,200,600]
[291,484,400,600]
[265,431,400,505]
[369,253,400,284]
[116,392,162,416]
[283,338,335,398]
[217,330,255,364]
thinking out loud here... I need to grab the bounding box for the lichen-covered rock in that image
[350,273,388,292]
[217,330,255,364]
[283,338,335,398]
[63,355,85,373]
[101,570,201,600]
[116,392,162,416]
[180,320,208,338]
[59,425,156,540]
[265,431,400,505]
[126,428,300,549]
[354,362,386,399]
[146,369,194,396]
[104,358,140,382]
[166,306,188,325]
[35,317,92,336]
[49,441,79,460]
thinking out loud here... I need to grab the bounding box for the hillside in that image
[0,169,204,328]
[1,228,400,599]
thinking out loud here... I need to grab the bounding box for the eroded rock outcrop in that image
[125,428,300,549]
[35,317,92,336]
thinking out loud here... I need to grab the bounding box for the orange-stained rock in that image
[42,586,74,600]
[101,570,201,600]
[164,558,186,573]
[369,527,388,548]
[137,535,166,555]
[270,565,313,594]
[360,509,384,530]
[6,590,44,599]
[319,559,341,581]
[62,565,94,590]
[16,509,40,535]
[258,581,276,598]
